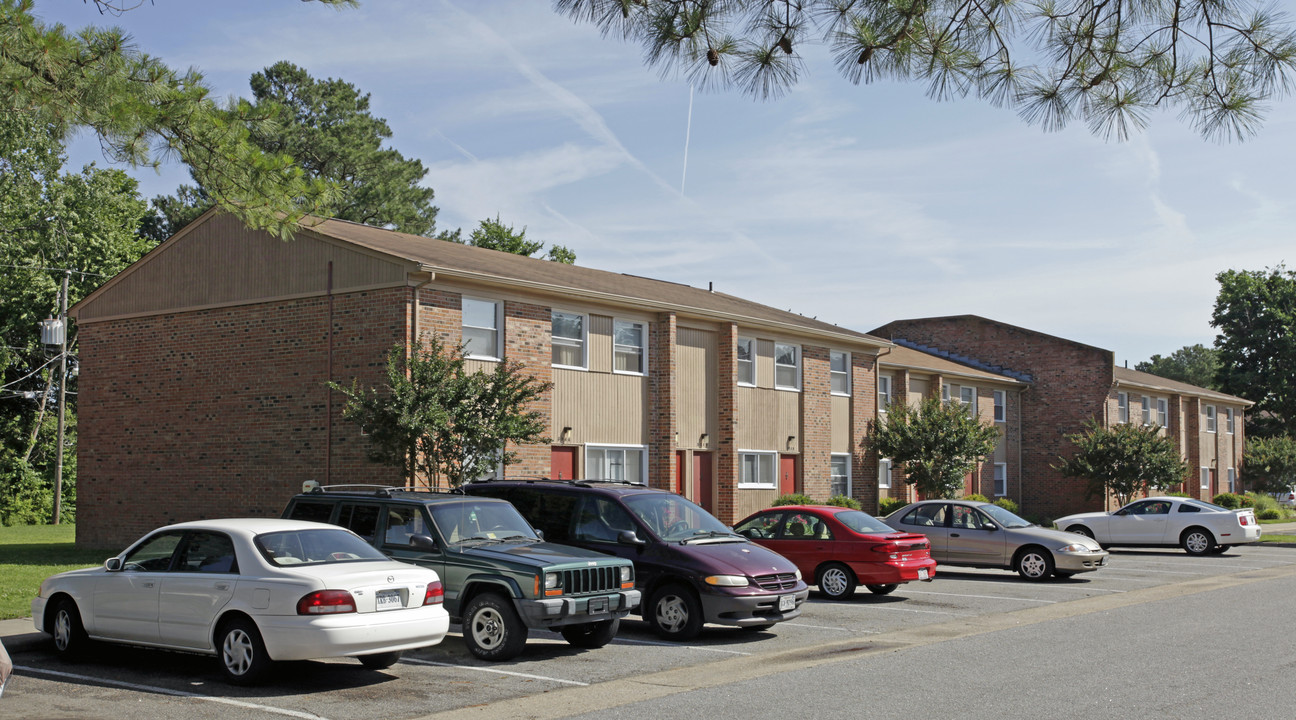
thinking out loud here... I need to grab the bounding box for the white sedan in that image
[32,518,449,684]
[1055,497,1261,555]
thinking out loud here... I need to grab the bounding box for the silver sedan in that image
[883,500,1109,581]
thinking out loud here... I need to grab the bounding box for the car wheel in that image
[817,563,857,600]
[1181,527,1215,556]
[50,597,89,658]
[1014,546,1054,581]
[358,651,402,670]
[1067,525,1095,540]
[560,618,619,649]
[1210,545,1230,554]
[648,583,703,641]
[218,617,273,685]
[463,592,528,661]
[865,584,898,596]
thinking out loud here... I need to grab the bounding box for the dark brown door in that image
[693,452,713,512]
[675,451,685,494]
[551,447,576,480]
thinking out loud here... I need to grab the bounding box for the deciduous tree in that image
[1056,420,1189,507]
[1212,265,1296,438]
[454,216,577,264]
[1135,344,1221,391]
[869,396,1001,499]
[1242,434,1296,494]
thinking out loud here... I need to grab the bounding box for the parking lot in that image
[7,543,1296,719]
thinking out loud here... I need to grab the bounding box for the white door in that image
[92,531,183,643]
[159,531,238,649]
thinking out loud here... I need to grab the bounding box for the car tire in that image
[817,563,857,600]
[463,592,528,661]
[560,618,619,649]
[358,650,402,669]
[1181,527,1215,556]
[1210,545,1230,554]
[1014,546,1054,581]
[647,583,703,641]
[218,616,274,685]
[865,584,898,595]
[1067,525,1095,540]
[50,597,89,659]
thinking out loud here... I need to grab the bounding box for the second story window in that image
[461,297,500,360]
[613,320,645,374]
[1205,404,1217,433]
[1117,392,1129,424]
[1157,398,1168,427]
[960,386,975,417]
[993,390,1005,423]
[1226,408,1235,434]
[774,343,800,390]
[1141,395,1152,425]
[830,351,850,395]
[551,310,586,369]
[737,337,755,386]
[878,375,892,411]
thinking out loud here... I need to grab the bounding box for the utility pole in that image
[52,270,69,525]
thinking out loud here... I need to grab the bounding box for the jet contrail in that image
[681,84,694,195]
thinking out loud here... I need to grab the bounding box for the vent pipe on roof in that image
[709,281,713,292]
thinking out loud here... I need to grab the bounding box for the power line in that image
[0,263,110,278]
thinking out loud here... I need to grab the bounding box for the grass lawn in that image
[0,524,113,621]
[1259,534,1296,544]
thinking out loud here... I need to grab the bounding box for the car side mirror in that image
[409,534,437,551]
[617,529,646,546]
[534,529,545,541]
[105,557,122,572]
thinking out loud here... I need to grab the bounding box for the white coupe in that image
[32,518,450,684]
[1054,497,1261,555]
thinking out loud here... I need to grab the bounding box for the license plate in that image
[778,594,796,612]
[918,568,929,580]
[587,596,609,614]
[376,589,403,611]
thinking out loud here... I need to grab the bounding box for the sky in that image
[32,0,1296,367]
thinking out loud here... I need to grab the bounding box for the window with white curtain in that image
[774,343,800,390]
[551,311,586,368]
[586,445,645,484]
[830,454,851,497]
[878,375,892,411]
[461,297,500,360]
[830,351,850,395]
[878,458,892,489]
[739,452,777,487]
[613,320,646,375]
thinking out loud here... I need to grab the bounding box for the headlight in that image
[619,566,632,583]
[704,575,749,587]
[1057,543,1091,553]
[794,568,802,581]
[544,572,560,590]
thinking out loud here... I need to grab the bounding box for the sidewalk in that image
[0,617,43,654]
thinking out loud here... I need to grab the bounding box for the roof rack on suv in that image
[302,483,463,498]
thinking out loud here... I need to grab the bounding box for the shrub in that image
[1212,493,1241,509]
[824,495,861,510]
[772,493,817,507]
[878,497,908,517]
[963,493,990,503]
[1237,494,1255,508]
[993,497,1020,514]
[1257,508,1281,520]
[1246,493,1279,514]
[1163,491,1190,497]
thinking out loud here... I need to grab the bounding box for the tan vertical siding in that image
[589,314,612,373]
[831,395,850,452]
[677,328,717,448]
[552,368,646,445]
[738,489,778,517]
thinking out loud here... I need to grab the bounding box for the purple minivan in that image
[463,479,809,640]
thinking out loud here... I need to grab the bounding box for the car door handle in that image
[950,533,960,537]
[215,583,230,591]
[142,582,155,588]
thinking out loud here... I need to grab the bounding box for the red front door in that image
[779,454,797,495]
[693,452,713,512]
[551,447,576,480]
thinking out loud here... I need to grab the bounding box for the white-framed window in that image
[1227,467,1236,493]
[830,454,851,497]
[1141,395,1152,426]
[736,337,755,386]
[878,375,892,411]
[461,297,501,360]
[774,342,800,390]
[1200,466,1210,489]
[942,383,950,403]
[1157,398,1168,427]
[585,445,645,484]
[613,319,646,375]
[551,310,587,369]
[993,390,1005,423]
[1205,405,1217,433]
[739,451,777,488]
[878,458,892,490]
[830,351,850,395]
[1117,392,1129,424]
[994,463,1007,496]
[960,386,976,417]
[471,448,504,481]
[1226,408,1235,434]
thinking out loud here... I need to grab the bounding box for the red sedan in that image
[734,505,936,599]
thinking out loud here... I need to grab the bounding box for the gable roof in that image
[880,344,1028,387]
[1113,367,1252,406]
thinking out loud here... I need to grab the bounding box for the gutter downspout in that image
[409,273,433,488]
[326,261,333,487]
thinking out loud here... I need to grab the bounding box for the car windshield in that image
[980,504,1033,529]
[834,510,895,535]
[622,493,738,542]
[256,528,390,566]
[430,501,539,546]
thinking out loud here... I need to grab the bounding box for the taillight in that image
[423,581,444,605]
[297,590,356,615]
[1239,515,1253,526]
[872,542,901,559]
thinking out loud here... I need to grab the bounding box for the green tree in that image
[1211,266,1296,438]
[1135,344,1222,390]
[455,216,577,264]
[1243,435,1296,494]
[0,111,152,524]
[1,1,353,240]
[869,396,1001,499]
[330,336,551,488]
[556,0,1296,141]
[1056,420,1189,507]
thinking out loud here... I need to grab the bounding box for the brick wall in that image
[648,312,678,491]
[800,344,831,499]
[851,353,879,511]
[715,322,739,524]
[502,299,553,477]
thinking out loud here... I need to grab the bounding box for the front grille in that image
[561,566,618,595]
[752,572,798,591]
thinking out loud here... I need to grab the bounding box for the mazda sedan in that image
[735,505,936,599]
[31,518,449,684]
[884,499,1109,580]
[1055,496,1260,555]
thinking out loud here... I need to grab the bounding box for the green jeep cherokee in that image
[282,485,640,661]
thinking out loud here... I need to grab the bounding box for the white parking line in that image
[13,665,328,719]
[901,590,1057,603]
[810,602,974,617]
[610,637,752,655]
[1097,567,1203,576]
[400,658,588,685]
[934,578,1127,594]
[779,622,850,631]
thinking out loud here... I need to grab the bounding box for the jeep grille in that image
[562,566,619,594]
[753,572,798,591]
